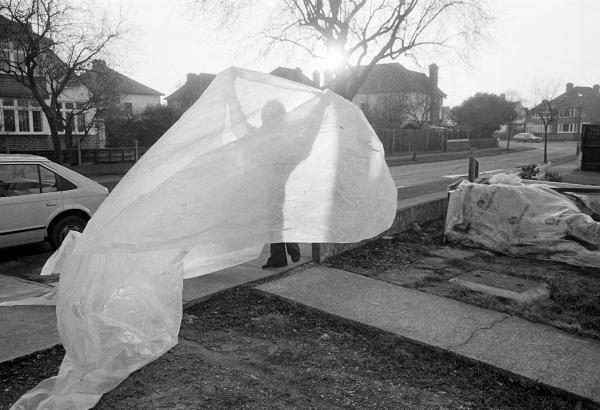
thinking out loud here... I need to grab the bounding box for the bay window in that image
[0,98,44,133]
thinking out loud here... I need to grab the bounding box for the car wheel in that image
[49,215,87,250]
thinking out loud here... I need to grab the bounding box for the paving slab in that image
[256,266,600,402]
[0,274,53,303]
[0,305,60,363]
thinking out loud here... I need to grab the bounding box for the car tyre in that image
[49,215,87,250]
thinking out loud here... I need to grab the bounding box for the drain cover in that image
[452,270,540,294]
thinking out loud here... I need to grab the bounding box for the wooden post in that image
[391,129,396,153]
[77,137,82,166]
[135,140,139,162]
[468,148,479,182]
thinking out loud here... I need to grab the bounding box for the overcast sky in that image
[107,0,599,107]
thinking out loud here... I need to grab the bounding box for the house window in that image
[124,102,133,115]
[32,111,42,132]
[1,98,44,133]
[558,108,578,118]
[558,123,576,133]
[59,102,86,134]
[18,110,30,132]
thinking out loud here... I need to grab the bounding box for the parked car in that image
[513,132,542,143]
[0,154,108,249]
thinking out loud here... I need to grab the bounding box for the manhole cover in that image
[453,270,540,294]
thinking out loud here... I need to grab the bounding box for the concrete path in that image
[0,243,311,364]
[256,266,600,403]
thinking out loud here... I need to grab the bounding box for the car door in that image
[0,163,64,247]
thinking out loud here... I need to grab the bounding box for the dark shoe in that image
[286,243,301,262]
[262,257,287,269]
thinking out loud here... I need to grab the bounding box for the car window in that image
[58,174,77,191]
[39,166,59,193]
[0,164,41,197]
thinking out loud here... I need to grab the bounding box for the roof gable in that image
[165,73,215,102]
[82,62,162,97]
[270,67,313,86]
[355,63,445,97]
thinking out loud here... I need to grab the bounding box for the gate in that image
[581,124,600,171]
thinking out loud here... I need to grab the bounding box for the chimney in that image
[566,82,574,94]
[312,70,321,88]
[429,63,440,125]
[429,63,439,90]
[92,59,108,72]
[186,73,197,84]
[594,84,600,95]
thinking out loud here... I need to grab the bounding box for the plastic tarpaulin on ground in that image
[445,179,600,268]
[10,67,397,409]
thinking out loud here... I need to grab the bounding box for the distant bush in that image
[105,105,184,147]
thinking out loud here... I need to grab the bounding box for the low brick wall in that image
[312,196,448,263]
[66,162,134,176]
[469,138,498,149]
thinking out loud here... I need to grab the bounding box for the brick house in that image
[82,60,162,116]
[165,67,316,112]
[525,83,600,141]
[0,16,161,152]
[165,73,216,111]
[351,63,446,129]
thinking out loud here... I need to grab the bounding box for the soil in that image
[1,287,596,409]
[324,220,600,341]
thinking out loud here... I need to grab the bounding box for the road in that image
[0,140,579,282]
[390,141,577,199]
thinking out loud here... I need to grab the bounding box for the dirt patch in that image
[325,220,600,341]
[1,288,595,409]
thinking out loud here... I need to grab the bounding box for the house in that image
[496,97,527,138]
[0,16,161,152]
[82,60,162,116]
[352,63,446,129]
[270,67,314,86]
[525,83,600,141]
[165,67,316,112]
[165,73,216,111]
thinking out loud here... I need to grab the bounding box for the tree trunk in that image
[506,123,512,151]
[543,127,548,164]
[47,117,63,163]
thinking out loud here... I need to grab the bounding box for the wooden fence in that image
[374,128,494,155]
[7,147,149,164]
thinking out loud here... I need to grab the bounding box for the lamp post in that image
[577,91,584,157]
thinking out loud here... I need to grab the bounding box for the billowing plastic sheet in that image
[11,67,397,409]
[445,180,600,267]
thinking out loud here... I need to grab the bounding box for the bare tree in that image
[0,0,123,162]
[193,0,489,100]
[399,94,430,129]
[531,84,561,163]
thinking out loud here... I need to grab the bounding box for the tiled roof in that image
[553,86,600,123]
[355,63,445,96]
[270,67,313,86]
[82,65,162,96]
[0,74,47,99]
[165,73,215,102]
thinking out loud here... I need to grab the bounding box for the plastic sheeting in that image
[10,67,397,409]
[445,180,600,268]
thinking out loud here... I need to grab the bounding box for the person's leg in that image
[262,243,287,269]
[285,243,301,263]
